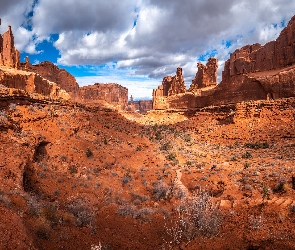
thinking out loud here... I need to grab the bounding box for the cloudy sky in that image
[0,0,294,99]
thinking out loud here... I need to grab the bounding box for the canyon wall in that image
[0,69,70,100]
[20,60,80,100]
[153,14,295,110]
[79,83,128,109]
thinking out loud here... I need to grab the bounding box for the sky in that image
[0,0,294,100]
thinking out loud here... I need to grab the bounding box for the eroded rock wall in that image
[20,61,80,99]
[0,69,70,100]
[0,26,20,68]
[79,83,128,109]
[190,58,218,91]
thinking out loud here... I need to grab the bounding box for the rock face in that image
[153,67,187,109]
[168,67,187,95]
[153,14,295,110]
[0,68,70,100]
[153,67,186,99]
[189,58,218,91]
[79,83,128,109]
[138,100,153,114]
[20,60,80,100]
[223,15,295,80]
[128,97,153,114]
[0,26,20,68]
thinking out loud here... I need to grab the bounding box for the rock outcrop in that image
[0,68,70,101]
[128,99,153,114]
[168,67,187,95]
[20,60,80,100]
[0,26,20,68]
[153,14,295,110]
[153,67,187,109]
[189,58,218,91]
[153,67,186,99]
[79,83,128,109]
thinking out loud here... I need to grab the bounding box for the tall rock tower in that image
[0,25,20,68]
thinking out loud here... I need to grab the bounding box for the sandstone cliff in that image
[189,57,218,91]
[79,83,128,109]
[0,25,20,69]
[20,60,80,100]
[0,67,70,101]
[153,14,295,110]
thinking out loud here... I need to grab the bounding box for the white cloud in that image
[2,0,295,98]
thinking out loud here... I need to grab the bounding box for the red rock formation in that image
[20,60,80,99]
[79,83,128,109]
[189,58,218,91]
[153,67,187,109]
[154,14,295,110]
[168,67,186,95]
[0,68,70,100]
[138,100,153,114]
[0,26,20,68]
[153,67,186,99]
[127,98,153,114]
[223,15,295,80]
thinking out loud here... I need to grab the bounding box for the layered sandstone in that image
[20,60,80,100]
[153,67,187,109]
[79,83,128,109]
[189,57,218,91]
[0,68,70,101]
[0,26,20,68]
[153,14,295,110]
[128,97,152,114]
[153,67,186,99]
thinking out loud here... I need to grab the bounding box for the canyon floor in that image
[1,89,295,250]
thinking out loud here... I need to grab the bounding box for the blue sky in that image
[0,0,294,100]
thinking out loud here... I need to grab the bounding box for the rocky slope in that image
[1,87,295,249]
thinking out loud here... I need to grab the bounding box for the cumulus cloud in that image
[2,0,295,98]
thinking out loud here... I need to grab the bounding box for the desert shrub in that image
[117,204,154,221]
[0,193,11,208]
[260,182,271,201]
[248,214,263,231]
[42,204,59,225]
[134,207,154,220]
[186,161,192,167]
[273,179,289,193]
[136,146,142,151]
[9,103,17,111]
[69,165,78,174]
[155,131,163,140]
[183,134,191,142]
[166,153,179,165]
[86,148,93,158]
[26,195,42,216]
[91,243,102,250]
[122,171,132,185]
[36,224,50,240]
[244,162,251,169]
[117,204,136,217]
[152,180,171,201]
[163,190,222,249]
[290,204,295,213]
[244,141,269,149]
[130,192,150,203]
[160,142,172,151]
[67,197,95,227]
[0,110,7,123]
[242,151,252,159]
